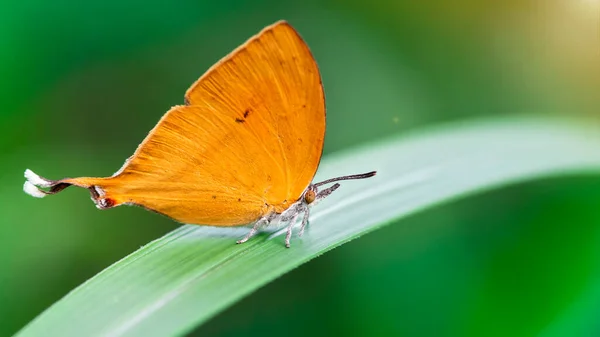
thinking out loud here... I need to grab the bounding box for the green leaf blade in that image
[17,116,600,337]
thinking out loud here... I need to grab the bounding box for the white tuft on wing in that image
[24,169,53,188]
[23,181,47,198]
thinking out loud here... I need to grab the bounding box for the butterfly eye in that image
[304,189,316,204]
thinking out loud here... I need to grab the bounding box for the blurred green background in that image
[2,0,600,336]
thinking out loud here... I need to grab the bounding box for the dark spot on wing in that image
[302,104,306,108]
[238,198,241,202]
[235,109,251,124]
[104,198,115,208]
[267,175,272,182]
[212,195,217,199]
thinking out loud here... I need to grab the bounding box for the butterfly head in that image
[303,186,317,204]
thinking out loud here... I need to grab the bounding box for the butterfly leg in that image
[298,207,310,237]
[285,212,300,248]
[237,217,268,244]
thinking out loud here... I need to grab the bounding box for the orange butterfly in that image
[23,20,375,247]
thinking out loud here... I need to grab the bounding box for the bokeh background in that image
[2,0,600,336]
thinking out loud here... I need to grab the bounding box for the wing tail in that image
[23,169,118,209]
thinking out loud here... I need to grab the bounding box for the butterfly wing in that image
[33,21,326,226]
[183,20,326,213]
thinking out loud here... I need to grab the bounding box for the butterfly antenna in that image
[313,171,376,187]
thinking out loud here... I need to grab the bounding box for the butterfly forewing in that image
[184,21,325,212]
